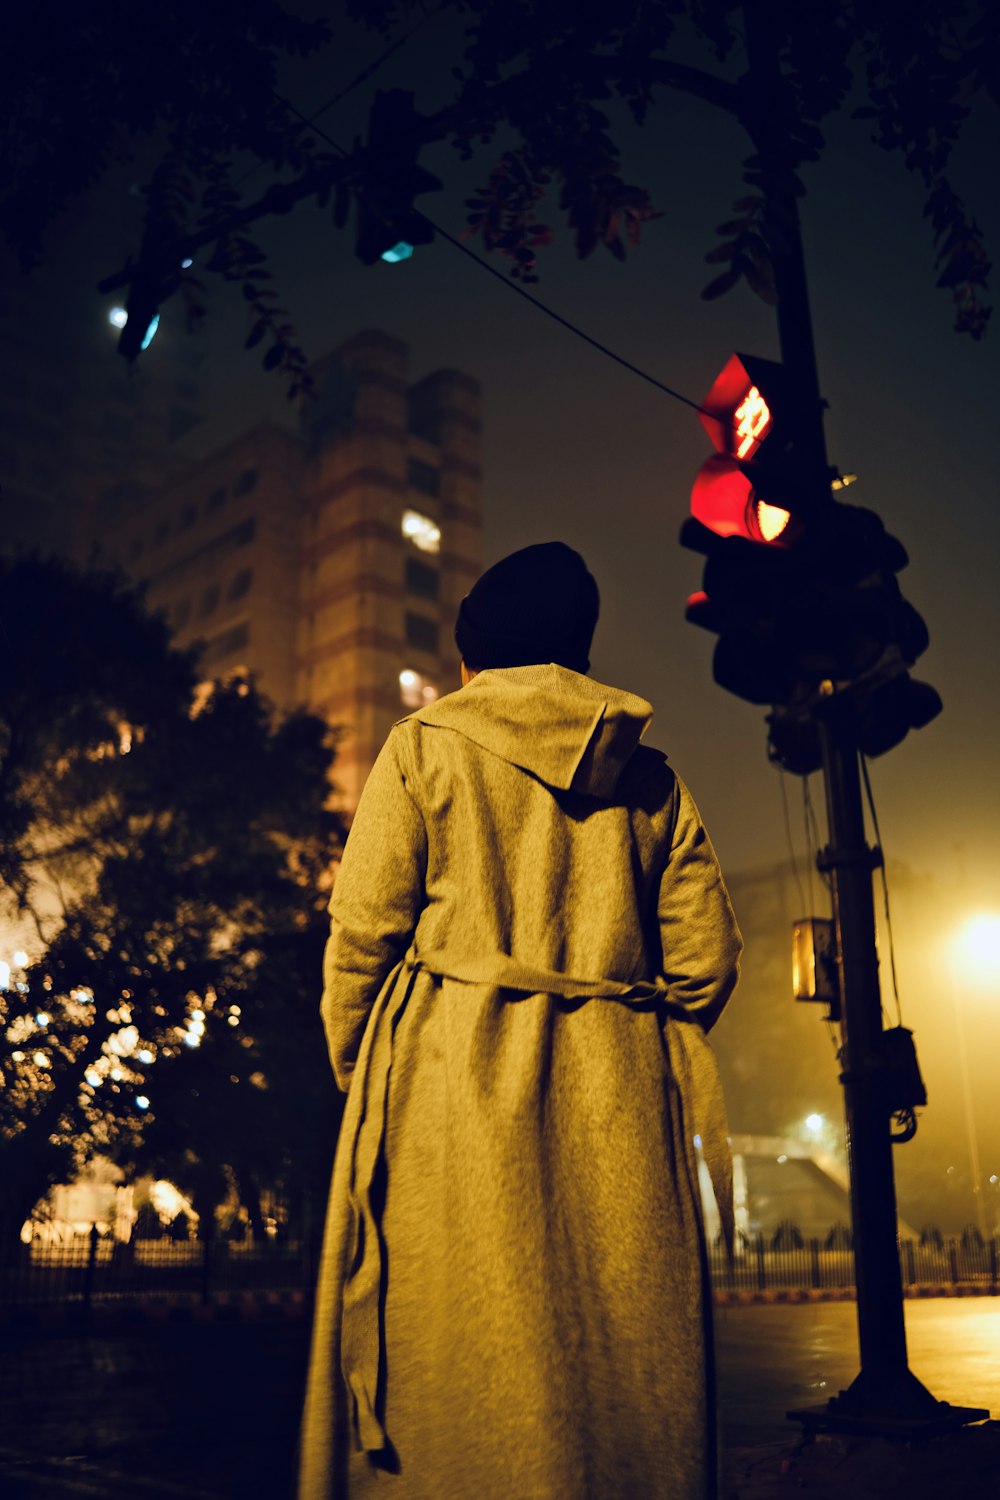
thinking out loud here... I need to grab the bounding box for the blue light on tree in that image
[381,241,414,263]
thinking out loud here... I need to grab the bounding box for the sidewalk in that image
[1,1308,997,1497]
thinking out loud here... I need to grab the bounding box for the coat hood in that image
[404,663,654,798]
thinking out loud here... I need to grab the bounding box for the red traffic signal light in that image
[690,352,815,547]
[681,352,942,750]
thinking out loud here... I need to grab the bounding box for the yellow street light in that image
[948,914,1000,1238]
[953,914,1000,985]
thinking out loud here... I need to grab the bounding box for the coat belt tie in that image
[339,947,733,1456]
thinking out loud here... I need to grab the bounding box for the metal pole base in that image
[789,1367,989,1438]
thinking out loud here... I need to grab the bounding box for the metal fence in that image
[0,1227,317,1309]
[1,1224,997,1310]
[707,1226,1000,1295]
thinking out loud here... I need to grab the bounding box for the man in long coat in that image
[299,542,742,1499]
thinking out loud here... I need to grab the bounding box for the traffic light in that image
[681,351,822,705]
[354,90,442,266]
[683,352,942,760]
[688,352,817,547]
[116,256,177,362]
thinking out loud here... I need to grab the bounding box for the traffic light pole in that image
[814,705,953,1427]
[741,0,987,1435]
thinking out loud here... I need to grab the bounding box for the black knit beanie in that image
[455,542,600,673]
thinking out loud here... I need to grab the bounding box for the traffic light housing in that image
[683,352,942,761]
[116,250,179,362]
[354,90,441,265]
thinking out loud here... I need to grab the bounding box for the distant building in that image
[98,330,483,810]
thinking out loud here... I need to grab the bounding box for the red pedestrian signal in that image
[689,353,810,547]
[681,351,942,758]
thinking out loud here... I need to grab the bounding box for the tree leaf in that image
[700,267,741,301]
[705,241,738,264]
[245,317,268,349]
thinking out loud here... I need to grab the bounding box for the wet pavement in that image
[0,1299,997,1496]
[715,1297,1000,1444]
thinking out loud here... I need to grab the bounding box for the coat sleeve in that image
[320,729,428,1092]
[656,774,742,1033]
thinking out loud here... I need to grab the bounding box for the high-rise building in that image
[100,330,482,810]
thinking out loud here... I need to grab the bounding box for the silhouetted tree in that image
[3,0,995,394]
[0,555,343,1251]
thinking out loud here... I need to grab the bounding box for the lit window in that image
[402,509,440,554]
[399,670,439,710]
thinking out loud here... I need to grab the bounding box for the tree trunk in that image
[233,1163,267,1243]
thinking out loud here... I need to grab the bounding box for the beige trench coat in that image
[299,664,742,1500]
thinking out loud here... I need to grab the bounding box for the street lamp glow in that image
[805,1112,824,1134]
[953,914,1000,983]
[108,306,128,329]
[13,950,29,967]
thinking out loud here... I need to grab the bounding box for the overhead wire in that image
[860,753,905,1028]
[266,94,726,423]
[777,766,807,915]
[235,7,439,191]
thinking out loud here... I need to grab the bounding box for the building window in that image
[228,568,252,602]
[407,458,440,496]
[401,508,440,555]
[405,611,439,655]
[234,467,258,496]
[207,486,226,512]
[199,584,220,618]
[405,557,439,601]
[399,670,439,710]
[179,503,197,530]
[153,520,169,547]
[168,405,200,442]
[202,622,251,669]
[232,517,256,547]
